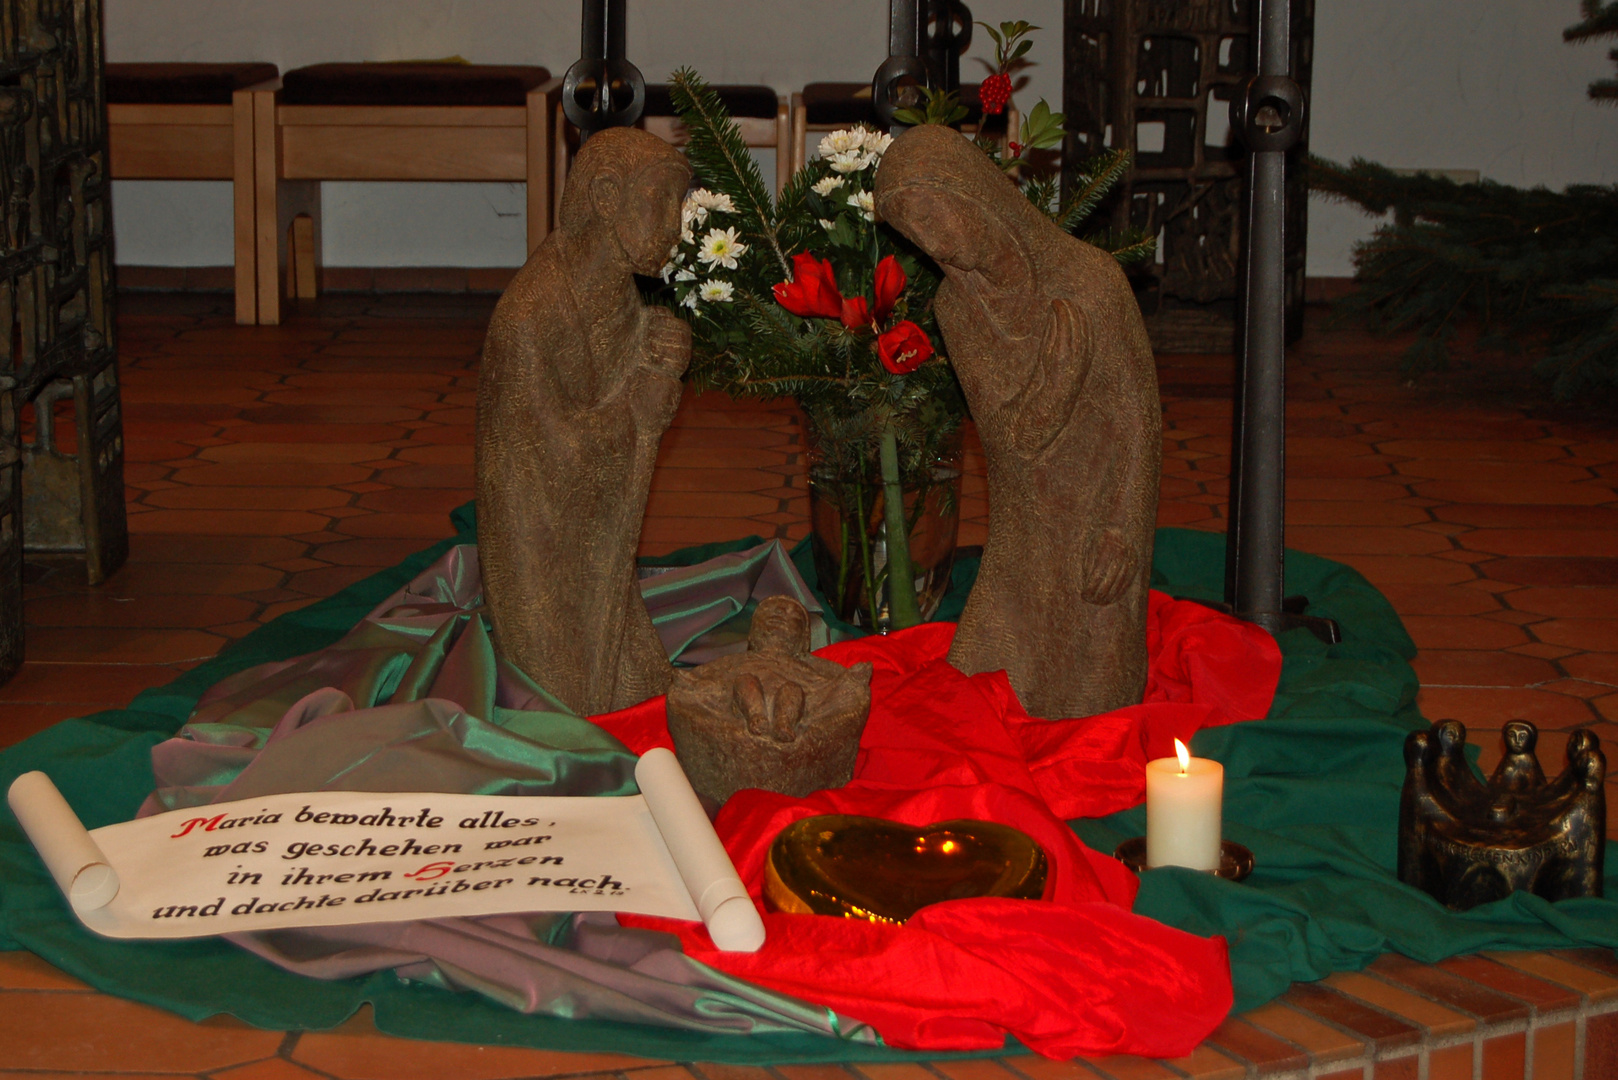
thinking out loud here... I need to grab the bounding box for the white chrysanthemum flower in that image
[697,227,747,269]
[819,218,836,231]
[681,225,695,246]
[699,279,735,303]
[675,268,697,282]
[659,262,676,283]
[682,203,708,229]
[863,131,893,156]
[828,150,874,175]
[811,176,845,196]
[691,189,736,214]
[818,129,865,158]
[848,191,876,221]
[682,291,700,309]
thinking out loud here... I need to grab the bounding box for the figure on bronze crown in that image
[476,127,693,717]
[872,125,1162,720]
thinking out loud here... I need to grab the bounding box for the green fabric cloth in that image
[1,505,1614,1061]
[1077,528,1618,1013]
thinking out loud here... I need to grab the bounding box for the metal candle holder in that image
[1399,720,1606,910]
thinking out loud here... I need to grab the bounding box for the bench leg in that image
[231,89,258,324]
[526,79,561,258]
[775,98,792,193]
[288,213,319,300]
[253,89,321,324]
[790,96,807,177]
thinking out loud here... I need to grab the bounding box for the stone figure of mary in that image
[874,125,1162,719]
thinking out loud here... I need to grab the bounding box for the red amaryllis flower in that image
[877,320,934,374]
[839,296,870,330]
[773,252,843,320]
[873,255,906,325]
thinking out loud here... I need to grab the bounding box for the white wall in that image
[106,0,1615,275]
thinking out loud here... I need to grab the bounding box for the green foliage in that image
[1309,154,1618,397]
[1008,147,1154,265]
[668,69,791,279]
[977,20,1039,70]
[658,67,1153,482]
[891,87,970,129]
[1016,99,1065,152]
[1566,0,1618,102]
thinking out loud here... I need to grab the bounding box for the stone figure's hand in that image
[628,306,690,431]
[733,674,769,736]
[769,681,806,743]
[642,306,692,381]
[1081,525,1136,606]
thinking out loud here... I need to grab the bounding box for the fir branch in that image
[1061,148,1132,233]
[1084,227,1156,266]
[669,69,791,279]
[1565,0,1618,43]
[1308,153,1618,395]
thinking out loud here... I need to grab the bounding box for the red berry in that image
[980,72,1012,116]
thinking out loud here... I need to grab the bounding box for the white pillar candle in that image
[1145,738,1224,871]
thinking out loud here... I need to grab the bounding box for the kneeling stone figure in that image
[476,128,693,717]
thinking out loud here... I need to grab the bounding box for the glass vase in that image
[806,445,962,632]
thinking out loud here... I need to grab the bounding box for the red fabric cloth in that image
[592,592,1280,1058]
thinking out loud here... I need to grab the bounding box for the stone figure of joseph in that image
[874,125,1162,719]
[476,128,693,716]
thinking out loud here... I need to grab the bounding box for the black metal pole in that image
[1226,0,1338,643]
[562,0,644,142]
[873,0,930,131]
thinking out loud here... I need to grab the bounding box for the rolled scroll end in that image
[7,771,121,913]
[635,747,767,953]
[705,893,766,953]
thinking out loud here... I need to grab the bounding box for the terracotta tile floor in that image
[1,291,1615,1077]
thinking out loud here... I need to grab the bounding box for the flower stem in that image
[880,429,922,630]
[852,478,880,630]
[834,492,853,610]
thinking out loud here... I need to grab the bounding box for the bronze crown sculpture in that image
[1399,719,1605,910]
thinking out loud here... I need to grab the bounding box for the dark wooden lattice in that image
[1062,0,1313,350]
[0,0,126,683]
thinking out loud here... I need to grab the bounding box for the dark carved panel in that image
[0,0,126,684]
[1063,0,1313,351]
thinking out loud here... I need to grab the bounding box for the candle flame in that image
[1174,738,1190,774]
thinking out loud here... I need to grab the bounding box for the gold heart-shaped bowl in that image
[764,814,1048,925]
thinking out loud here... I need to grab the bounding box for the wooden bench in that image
[106,63,279,324]
[253,63,561,324]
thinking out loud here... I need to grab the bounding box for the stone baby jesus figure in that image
[477,128,693,717]
[666,595,874,807]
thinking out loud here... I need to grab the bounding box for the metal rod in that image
[1227,0,1296,636]
[563,0,643,141]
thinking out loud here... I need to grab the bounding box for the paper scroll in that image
[6,750,764,952]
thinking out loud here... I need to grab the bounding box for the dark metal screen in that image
[0,0,126,683]
[1062,0,1313,351]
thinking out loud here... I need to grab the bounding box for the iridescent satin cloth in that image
[138,540,874,1041]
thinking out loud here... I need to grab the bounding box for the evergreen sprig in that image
[1309,154,1618,396]
[668,68,791,278]
[1567,0,1618,101]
